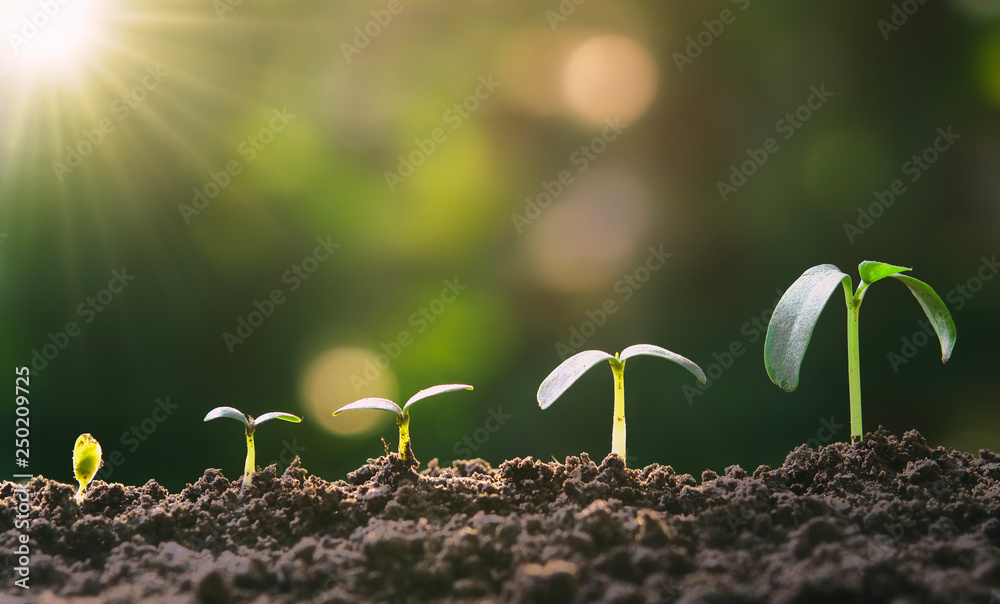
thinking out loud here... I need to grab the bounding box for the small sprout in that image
[333,384,474,463]
[536,344,706,465]
[73,433,103,504]
[764,261,957,441]
[203,407,302,482]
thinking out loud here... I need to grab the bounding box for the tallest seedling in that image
[764,261,956,440]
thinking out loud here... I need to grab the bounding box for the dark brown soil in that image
[3,429,1000,603]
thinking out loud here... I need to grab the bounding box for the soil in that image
[2,429,1000,603]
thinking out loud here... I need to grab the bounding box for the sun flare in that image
[1,0,111,78]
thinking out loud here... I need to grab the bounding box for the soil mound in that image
[2,429,999,603]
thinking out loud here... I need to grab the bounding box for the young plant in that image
[536,344,706,464]
[73,433,102,504]
[764,261,957,441]
[332,384,473,462]
[203,407,302,482]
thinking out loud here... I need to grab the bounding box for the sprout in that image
[203,407,302,482]
[537,344,706,465]
[332,384,474,463]
[764,261,957,441]
[73,433,102,504]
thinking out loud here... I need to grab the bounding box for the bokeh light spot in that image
[300,347,399,437]
[950,0,1000,20]
[562,35,658,124]
[496,29,581,116]
[525,169,649,293]
[396,289,517,382]
[976,28,1000,108]
[387,125,504,259]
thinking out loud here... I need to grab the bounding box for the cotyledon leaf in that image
[765,264,851,392]
[255,412,302,425]
[204,406,251,426]
[332,398,403,417]
[402,384,474,414]
[73,434,102,484]
[537,350,615,410]
[890,274,957,363]
[620,344,707,384]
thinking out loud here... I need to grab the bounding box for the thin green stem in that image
[610,357,627,462]
[844,281,863,441]
[244,428,256,482]
[397,414,411,460]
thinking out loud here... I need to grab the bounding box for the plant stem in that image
[244,429,256,482]
[397,414,411,460]
[610,357,627,463]
[845,289,863,441]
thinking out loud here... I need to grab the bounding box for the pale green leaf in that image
[765,264,851,391]
[255,412,302,425]
[620,344,706,384]
[890,274,957,363]
[204,406,251,426]
[537,350,614,409]
[402,384,474,414]
[332,398,402,417]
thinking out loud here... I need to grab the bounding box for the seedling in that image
[332,384,473,462]
[73,433,102,504]
[536,344,706,464]
[203,407,302,482]
[764,261,956,441]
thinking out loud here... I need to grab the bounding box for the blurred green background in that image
[2,0,998,492]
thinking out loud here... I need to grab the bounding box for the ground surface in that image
[2,429,1000,603]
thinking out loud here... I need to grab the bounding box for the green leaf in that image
[255,412,302,425]
[858,260,911,284]
[332,398,403,417]
[537,350,615,410]
[890,274,957,363]
[204,406,251,427]
[620,344,707,383]
[765,264,851,392]
[401,384,474,414]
